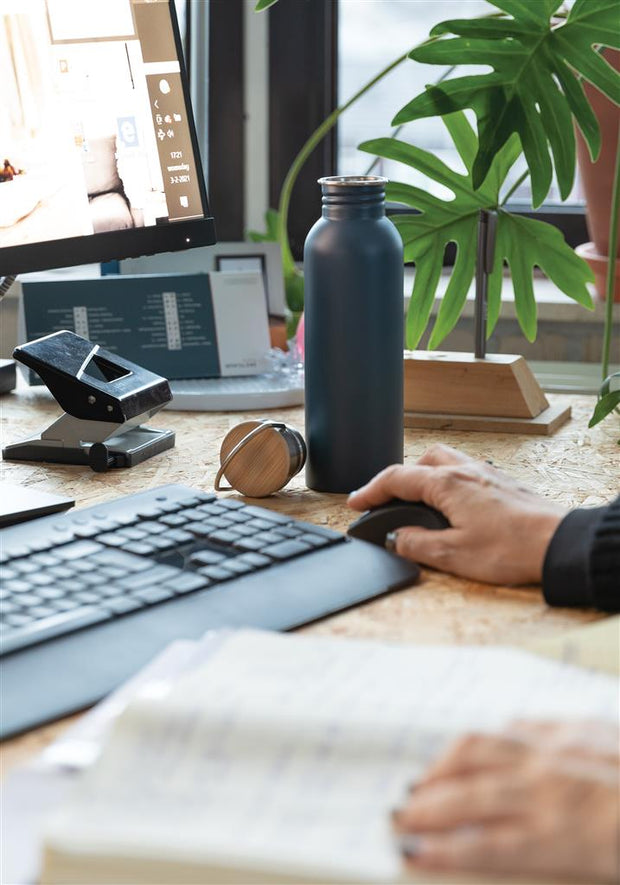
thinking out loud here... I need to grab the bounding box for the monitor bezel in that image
[0,0,216,279]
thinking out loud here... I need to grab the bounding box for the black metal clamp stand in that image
[3,331,175,472]
[473,208,497,360]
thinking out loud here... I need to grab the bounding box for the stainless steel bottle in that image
[304,175,404,493]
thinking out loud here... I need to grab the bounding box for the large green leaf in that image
[359,113,594,349]
[394,0,620,207]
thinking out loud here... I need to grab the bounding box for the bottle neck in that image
[321,194,385,221]
[319,176,387,221]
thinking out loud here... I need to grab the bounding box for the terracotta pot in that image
[575,49,620,300]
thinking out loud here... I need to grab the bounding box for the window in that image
[338,0,585,207]
[267,0,586,259]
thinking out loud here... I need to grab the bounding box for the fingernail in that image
[390,807,403,825]
[399,833,423,859]
[385,530,399,552]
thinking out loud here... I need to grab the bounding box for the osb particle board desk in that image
[1,386,618,771]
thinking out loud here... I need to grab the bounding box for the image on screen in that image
[0,0,210,267]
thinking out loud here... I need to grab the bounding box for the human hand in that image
[392,721,620,883]
[347,444,567,585]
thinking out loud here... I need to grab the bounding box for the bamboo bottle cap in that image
[216,420,306,498]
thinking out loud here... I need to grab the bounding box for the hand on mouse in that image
[347,444,566,585]
[391,721,620,883]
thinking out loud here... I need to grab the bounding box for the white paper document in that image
[42,629,619,884]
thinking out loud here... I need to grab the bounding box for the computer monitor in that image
[0,0,216,279]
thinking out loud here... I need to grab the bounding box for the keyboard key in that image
[131,586,175,605]
[4,613,32,627]
[73,525,102,539]
[221,559,254,576]
[217,498,245,510]
[72,559,99,573]
[233,538,265,552]
[56,541,103,561]
[162,573,210,594]
[246,518,277,531]
[197,566,234,583]
[159,529,194,545]
[0,607,112,655]
[0,567,18,581]
[252,531,286,546]
[137,521,168,535]
[28,605,57,620]
[185,522,215,538]
[4,580,31,594]
[149,537,178,551]
[177,507,204,520]
[98,566,126,580]
[178,494,213,507]
[118,565,181,591]
[121,541,159,556]
[28,553,61,568]
[153,500,183,513]
[13,593,44,608]
[236,553,271,568]
[49,598,80,612]
[197,503,228,517]
[72,590,103,605]
[11,560,39,575]
[102,596,143,615]
[204,516,235,530]
[189,550,226,567]
[0,601,19,616]
[90,549,152,572]
[117,528,149,541]
[77,573,109,587]
[298,533,330,548]
[221,510,251,524]
[48,565,75,581]
[98,532,131,547]
[159,514,190,527]
[262,540,312,560]
[136,506,165,519]
[37,587,65,601]
[25,573,57,587]
[278,526,304,538]
[231,524,260,537]
[208,530,242,546]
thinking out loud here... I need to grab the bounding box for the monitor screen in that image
[0,0,215,278]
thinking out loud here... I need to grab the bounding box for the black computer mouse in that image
[347,499,450,547]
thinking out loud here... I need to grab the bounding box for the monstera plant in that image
[253,0,619,432]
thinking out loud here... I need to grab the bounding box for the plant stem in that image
[601,127,620,381]
[277,50,411,272]
[500,168,530,206]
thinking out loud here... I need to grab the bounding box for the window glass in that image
[338,0,583,206]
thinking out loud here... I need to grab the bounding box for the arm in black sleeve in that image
[543,496,620,612]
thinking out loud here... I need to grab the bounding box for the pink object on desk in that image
[295,312,305,360]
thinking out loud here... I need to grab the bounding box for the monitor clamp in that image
[3,331,175,471]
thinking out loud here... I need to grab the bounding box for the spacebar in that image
[0,607,111,656]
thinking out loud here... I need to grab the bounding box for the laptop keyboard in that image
[0,490,344,656]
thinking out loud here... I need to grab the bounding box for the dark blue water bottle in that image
[304,175,404,493]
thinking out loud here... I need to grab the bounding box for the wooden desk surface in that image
[1,387,618,771]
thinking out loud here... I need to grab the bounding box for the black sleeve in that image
[542,496,620,612]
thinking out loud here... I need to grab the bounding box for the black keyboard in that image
[0,485,419,738]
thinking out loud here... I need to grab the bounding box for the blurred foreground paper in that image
[40,628,618,885]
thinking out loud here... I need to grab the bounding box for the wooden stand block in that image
[403,351,571,435]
